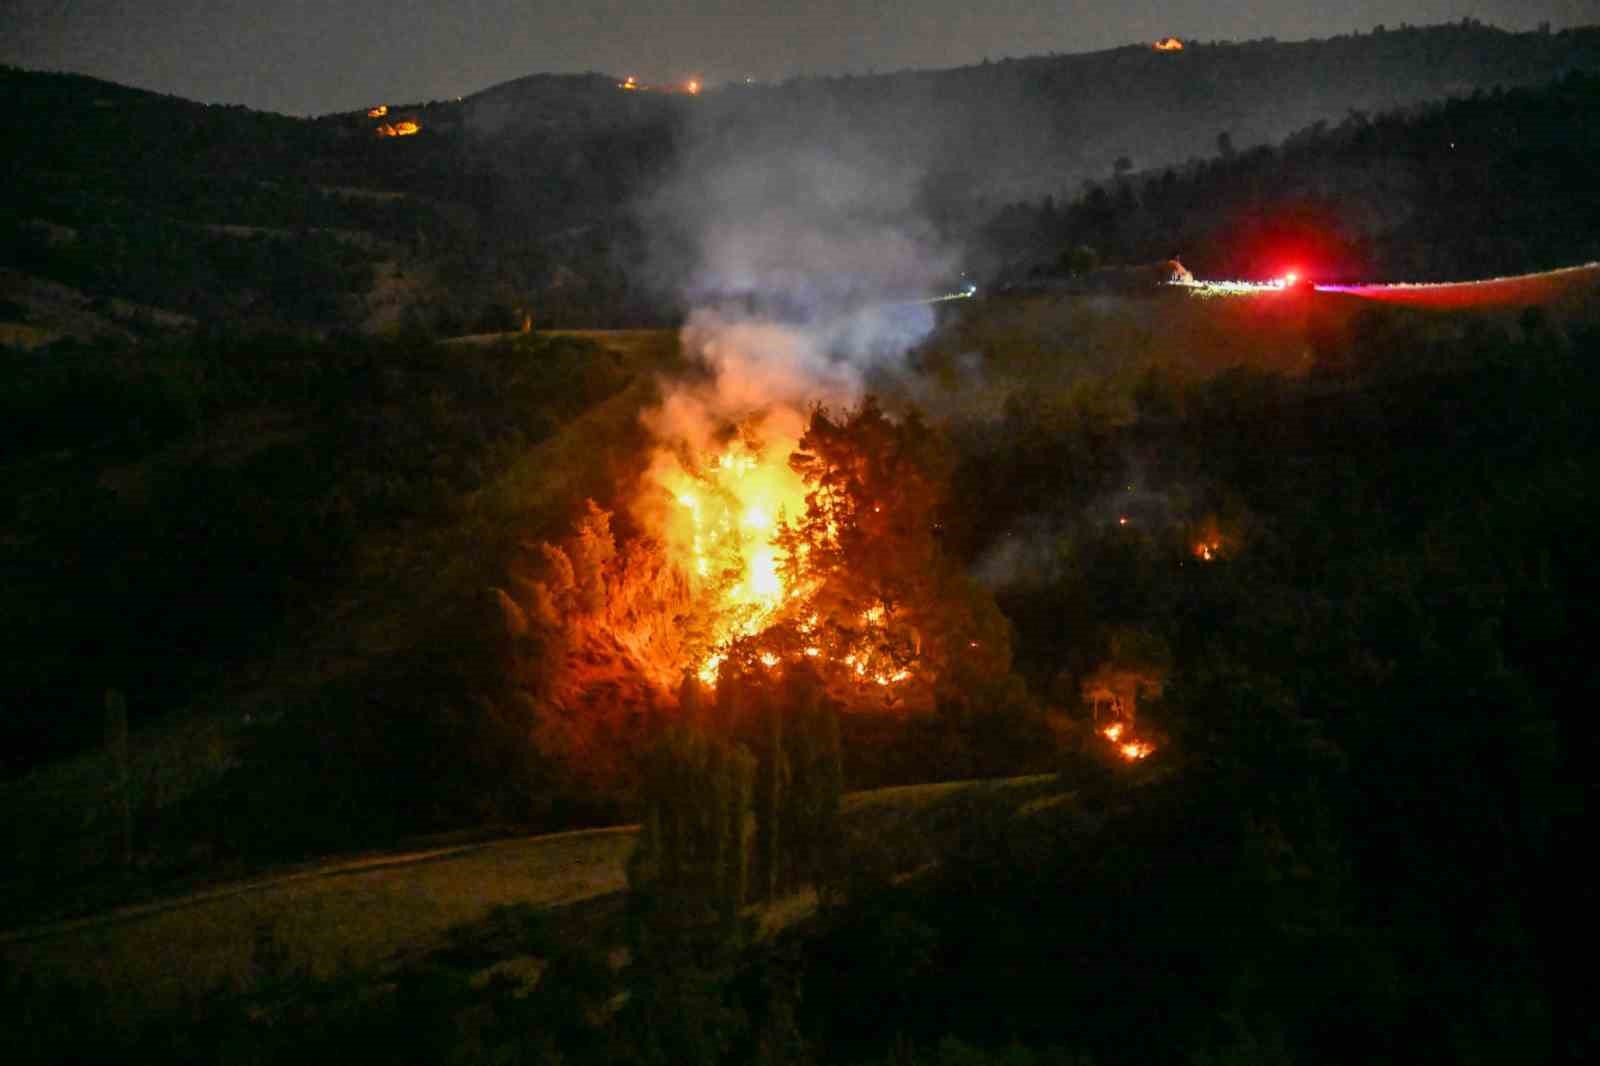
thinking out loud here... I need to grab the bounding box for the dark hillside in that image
[0,67,677,337]
[2,22,1598,986]
[693,21,1600,213]
[6,22,1600,337]
[0,330,645,777]
[5,315,1591,1066]
[982,70,1600,283]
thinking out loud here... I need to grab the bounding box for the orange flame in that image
[1192,516,1225,562]
[655,436,810,682]
[649,430,919,694]
[376,120,420,137]
[1153,37,1185,52]
[367,104,388,118]
[1100,720,1153,761]
[620,75,639,91]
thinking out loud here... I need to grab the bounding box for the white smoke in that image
[640,128,959,430]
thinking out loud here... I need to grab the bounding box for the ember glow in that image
[1153,37,1185,52]
[1099,720,1154,760]
[376,120,419,137]
[367,104,388,117]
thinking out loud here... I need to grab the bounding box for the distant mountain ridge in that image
[3,21,1599,338]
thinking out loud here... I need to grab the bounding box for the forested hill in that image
[690,20,1600,209]
[981,70,1600,284]
[4,21,1600,340]
[0,66,678,341]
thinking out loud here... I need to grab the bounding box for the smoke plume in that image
[641,121,960,431]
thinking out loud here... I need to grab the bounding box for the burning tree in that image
[497,503,699,797]
[761,399,1013,710]
[635,396,1011,713]
[499,397,1016,798]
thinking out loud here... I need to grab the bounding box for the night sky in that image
[4,1,1597,116]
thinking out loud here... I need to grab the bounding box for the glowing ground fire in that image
[1101,720,1154,761]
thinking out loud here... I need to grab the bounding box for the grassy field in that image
[1,776,1059,1016]
[2,827,636,1015]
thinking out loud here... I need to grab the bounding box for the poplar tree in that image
[628,723,755,959]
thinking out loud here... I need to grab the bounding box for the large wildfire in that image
[501,306,1013,776]
[493,141,1149,786]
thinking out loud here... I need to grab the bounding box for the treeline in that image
[982,70,1600,283]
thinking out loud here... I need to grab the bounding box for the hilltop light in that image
[1154,37,1184,52]
[686,79,701,95]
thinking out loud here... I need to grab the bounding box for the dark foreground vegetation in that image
[1,330,633,772]
[5,303,1592,1063]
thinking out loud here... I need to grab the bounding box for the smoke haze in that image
[640,117,960,429]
